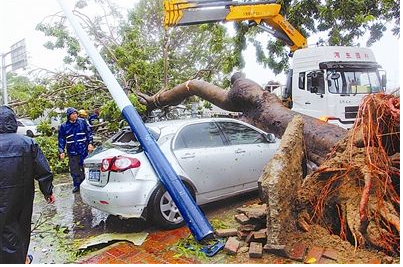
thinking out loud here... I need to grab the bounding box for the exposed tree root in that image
[297,93,400,255]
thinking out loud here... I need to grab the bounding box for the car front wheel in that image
[150,184,195,229]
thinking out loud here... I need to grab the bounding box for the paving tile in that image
[140,253,168,264]
[97,253,117,264]
[112,242,136,254]
[142,240,169,253]
[106,247,126,258]
[124,254,145,264]
[287,243,307,261]
[106,258,127,264]
[304,246,324,264]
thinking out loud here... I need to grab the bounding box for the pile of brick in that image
[214,203,340,263]
[215,203,268,259]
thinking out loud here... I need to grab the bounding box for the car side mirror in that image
[265,133,276,143]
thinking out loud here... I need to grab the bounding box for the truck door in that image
[292,70,327,119]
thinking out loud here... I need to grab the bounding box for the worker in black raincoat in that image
[0,106,55,264]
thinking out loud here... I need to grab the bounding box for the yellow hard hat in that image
[78,109,88,117]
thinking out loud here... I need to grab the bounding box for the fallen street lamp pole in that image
[56,0,218,244]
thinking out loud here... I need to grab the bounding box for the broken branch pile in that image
[297,93,400,254]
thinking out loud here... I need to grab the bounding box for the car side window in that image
[174,122,224,149]
[218,122,266,145]
[17,121,24,127]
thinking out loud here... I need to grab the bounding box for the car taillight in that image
[101,156,141,172]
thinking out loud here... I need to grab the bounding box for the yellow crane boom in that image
[164,0,307,52]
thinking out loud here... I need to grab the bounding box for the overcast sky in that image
[0,0,400,90]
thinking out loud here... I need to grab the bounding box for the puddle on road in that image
[29,178,149,264]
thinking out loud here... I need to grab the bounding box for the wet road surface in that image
[29,174,260,264]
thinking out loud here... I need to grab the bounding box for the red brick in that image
[234,213,250,224]
[215,228,238,237]
[287,243,307,261]
[245,208,267,220]
[322,248,338,261]
[368,257,382,264]
[249,242,263,258]
[236,204,267,214]
[245,231,255,243]
[238,224,258,231]
[237,231,249,240]
[253,228,267,239]
[304,246,324,264]
[263,244,287,257]
[224,236,240,255]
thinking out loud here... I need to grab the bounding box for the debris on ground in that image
[78,232,149,250]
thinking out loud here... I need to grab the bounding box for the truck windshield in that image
[327,69,382,94]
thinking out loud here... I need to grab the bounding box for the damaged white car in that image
[80,118,279,229]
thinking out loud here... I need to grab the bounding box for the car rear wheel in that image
[150,184,195,229]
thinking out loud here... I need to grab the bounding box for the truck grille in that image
[345,106,359,119]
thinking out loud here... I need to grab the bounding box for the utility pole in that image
[1,53,8,105]
[1,39,27,105]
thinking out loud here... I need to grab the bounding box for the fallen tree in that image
[138,74,347,165]
[139,75,399,255]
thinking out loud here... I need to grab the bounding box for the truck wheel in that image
[150,184,195,229]
[26,130,34,137]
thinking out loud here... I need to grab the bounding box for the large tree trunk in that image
[138,75,347,165]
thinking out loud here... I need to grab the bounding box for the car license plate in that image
[88,169,101,182]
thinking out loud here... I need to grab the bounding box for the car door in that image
[173,122,236,199]
[292,70,327,118]
[216,121,277,188]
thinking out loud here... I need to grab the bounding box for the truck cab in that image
[286,46,386,129]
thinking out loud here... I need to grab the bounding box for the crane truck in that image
[164,0,387,129]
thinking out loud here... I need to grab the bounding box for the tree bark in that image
[138,75,347,165]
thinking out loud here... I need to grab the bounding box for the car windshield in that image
[19,119,36,126]
[103,127,160,151]
[327,69,382,94]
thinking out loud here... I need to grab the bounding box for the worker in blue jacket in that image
[58,107,94,193]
